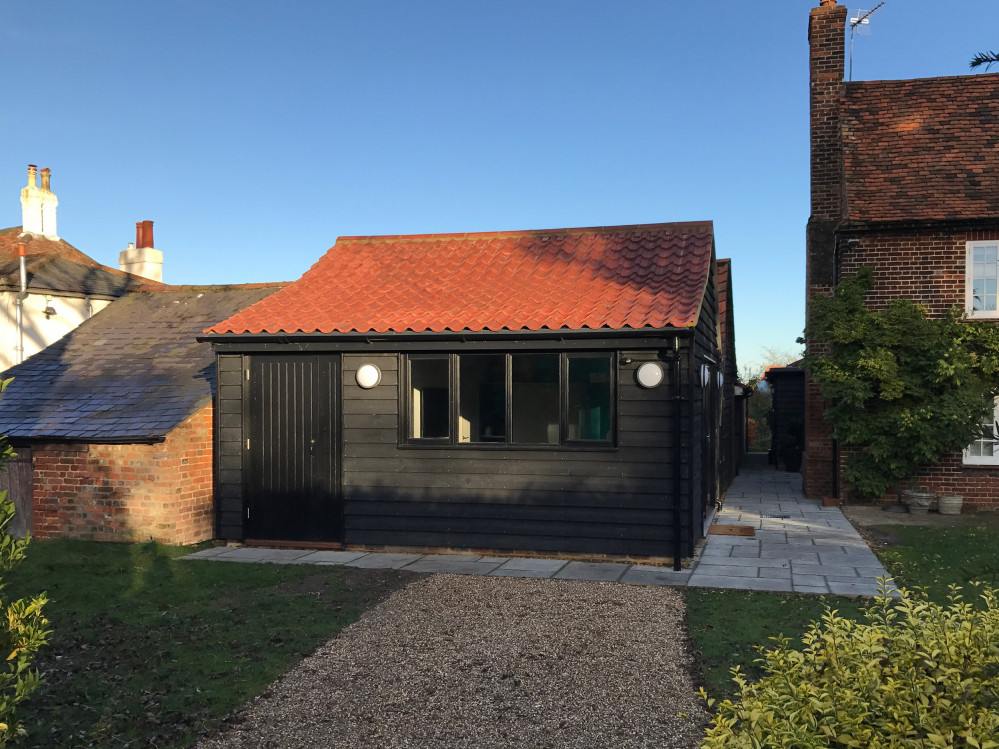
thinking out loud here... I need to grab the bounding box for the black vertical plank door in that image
[246,354,341,542]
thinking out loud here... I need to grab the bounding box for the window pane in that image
[410,358,449,439]
[987,246,998,264]
[567,355,612,442]
[512,354,559,444]
[458,354,506,443]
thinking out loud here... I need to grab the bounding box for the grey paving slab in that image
[416,554,487,563]
[183,546,231,559]
[700,545,735,557]
[403,559,505,575]
[620,566,692,586]
[728,547,763,558]
[793,584,832,594]
[817,552,881,566]
[696,556,790,569]
[214,548,315,563]
[488,568,558,579]
[791,574,829,587]
[554,562,628,582]
[693,460,889,596]
[298,551,368,564]
[496,558,568,573]
[791,563,861,577]
[689,564,765,579]
[346,553,424,569]
[687,575,794,593]
[759,549,820,562]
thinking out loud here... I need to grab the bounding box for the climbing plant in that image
[802,267,999,498]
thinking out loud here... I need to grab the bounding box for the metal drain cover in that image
[761,514,791,519]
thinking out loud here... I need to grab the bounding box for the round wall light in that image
[700,364,710,388]
[635,361,664,389]
[717,372,724,389]
[355,364,382,389]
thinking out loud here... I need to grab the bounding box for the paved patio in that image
[185,458,894,597]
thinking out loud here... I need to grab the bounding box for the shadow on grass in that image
[5,539,417,748]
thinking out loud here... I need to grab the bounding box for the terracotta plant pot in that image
[937,494,963,515]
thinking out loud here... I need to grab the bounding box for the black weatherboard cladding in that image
[337,351,684,557]
[0,287,281,442]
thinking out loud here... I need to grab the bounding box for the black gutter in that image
[198,327,695,345]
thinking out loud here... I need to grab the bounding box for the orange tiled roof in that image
[842,73,999,223]
[208,222,715,335]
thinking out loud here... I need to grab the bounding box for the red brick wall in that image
[808,2,848,222]
[31,404,214,544]
[827,229,999,507]
[804,2,848,499]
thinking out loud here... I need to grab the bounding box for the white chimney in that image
[20,165,59,239]
[119,220,163,282]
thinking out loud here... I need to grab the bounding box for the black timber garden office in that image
[202,222,737,562]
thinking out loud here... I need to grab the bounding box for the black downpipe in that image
[672,353,684,571]
[832,438,839,499]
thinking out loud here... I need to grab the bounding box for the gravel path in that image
[198,574,709,748]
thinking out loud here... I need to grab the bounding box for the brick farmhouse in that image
[804,0,999,507]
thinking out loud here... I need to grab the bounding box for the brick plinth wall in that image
[32,404,214,544]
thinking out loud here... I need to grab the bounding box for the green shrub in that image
[700,581,999,748]
[0,378,49,746]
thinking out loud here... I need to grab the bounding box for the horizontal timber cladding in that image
[216,354,245,540]
[342,350,688,557]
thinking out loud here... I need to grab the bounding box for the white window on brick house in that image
[964,398,999,465]
[967,241,999,317]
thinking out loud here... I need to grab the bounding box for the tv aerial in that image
[849,2,886,81]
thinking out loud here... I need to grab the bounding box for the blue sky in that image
[2,1,998,375]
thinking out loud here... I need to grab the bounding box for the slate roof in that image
[0,255,148,297]
[841,73,999,224]
[0,225,157,296]
[208,222,715,335]
[0,285,282,441]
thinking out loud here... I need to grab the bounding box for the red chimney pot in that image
[16,243,25,258]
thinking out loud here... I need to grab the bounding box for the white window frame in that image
[963,397,999,465]
[966,240,999,318]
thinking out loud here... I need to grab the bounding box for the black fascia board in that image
[14,435,167,445]
[200,326,693,353]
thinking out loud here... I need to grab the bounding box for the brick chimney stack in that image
[809,0,847,226]
[119,220,163,282]
[804,0,848,500]
[20,164,59,239]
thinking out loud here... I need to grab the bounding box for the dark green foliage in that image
[803,268,999,498]
[0,379,49,746]
[700,583,999,748]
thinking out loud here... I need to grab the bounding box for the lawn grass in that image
[686,589,866,698]
[877,524,999,599]
[687,523,999,700]
[4,539,414,748]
